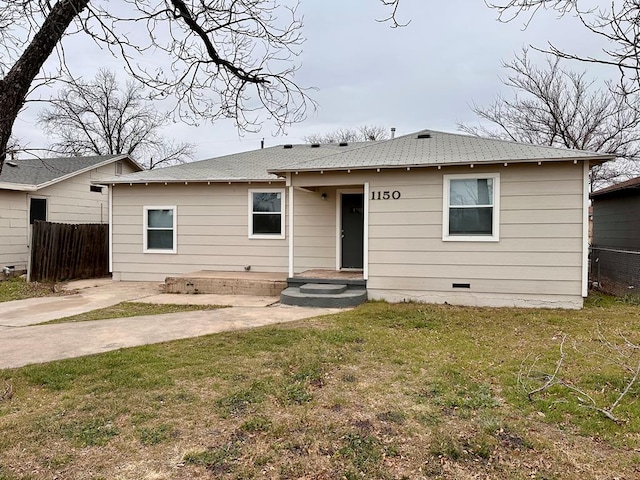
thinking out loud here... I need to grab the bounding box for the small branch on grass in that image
[524,334,567,401]
[0,381,13,402]
[520,330,640,424]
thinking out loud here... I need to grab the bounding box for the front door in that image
[341,193,364,269]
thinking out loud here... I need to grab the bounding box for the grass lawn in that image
[1,295,640,479]
[0,278,58,302]
[41,302,229,325]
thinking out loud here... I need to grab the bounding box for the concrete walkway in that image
[0,280,343,370]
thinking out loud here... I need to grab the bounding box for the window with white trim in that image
[248,189,285,238]
[144,206,177,253]
[443,173,500,242]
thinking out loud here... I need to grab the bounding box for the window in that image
[144,206,177,253]
[90,185,103,193]
[443,174,500,241]
[249,189,285,238]
[29,198,47,225]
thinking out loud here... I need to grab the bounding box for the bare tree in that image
[0,1,405,176]
[302,125,390,144]
[488,1,640,98]
[38,69,194,169]
[458,50,640,189]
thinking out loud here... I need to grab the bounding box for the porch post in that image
[287,173,294,278]
[363,182,369,281]
[581,161,589,297]
[109,184,113,274]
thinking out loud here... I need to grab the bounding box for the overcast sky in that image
[12,0,613,161]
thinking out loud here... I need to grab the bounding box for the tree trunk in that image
[0,0,89,175]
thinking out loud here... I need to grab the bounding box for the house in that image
[106,129,613,309]
[590,176,640,295]
[0,154,141,274]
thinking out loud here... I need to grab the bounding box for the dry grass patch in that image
[1,296,640,479]
[0,277,60,303]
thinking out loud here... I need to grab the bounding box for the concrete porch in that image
[165,270,288,296]
[164,270,367,307]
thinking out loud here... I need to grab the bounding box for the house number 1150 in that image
[371,190,401,200]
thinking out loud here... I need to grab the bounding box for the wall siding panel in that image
[112,161,587,307]
[292,161,585,307]
[112,183,289,280]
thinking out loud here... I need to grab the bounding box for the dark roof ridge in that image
[591,176,640,197]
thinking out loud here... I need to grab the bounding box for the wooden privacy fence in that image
[30,221,109,282]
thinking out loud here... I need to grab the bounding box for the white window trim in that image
[248,188,285,239]
[143,206,177,254]
[28,196,48,225]
[442,173,500,242]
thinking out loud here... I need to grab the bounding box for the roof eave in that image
[0,182,36,191]
[268,155,613,175]
[31,154,135,190]
[104,177,286,185]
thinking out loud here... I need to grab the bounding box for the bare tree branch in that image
[38,69,194,169]
[458,49,640,189]
[487,1,640,99]
[302,125,390,144]
[519,328,640,424]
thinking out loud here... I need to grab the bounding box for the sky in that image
[11,0,613,162]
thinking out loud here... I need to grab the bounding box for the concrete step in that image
[280,286,367,308]
[299,283,347,295]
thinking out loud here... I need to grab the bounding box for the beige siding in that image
[0,160,133,272]
[0,191,28,270]
[292,187,337,272]
[292,162,586,308]
[39,163,129,224]
[112,183,289,281]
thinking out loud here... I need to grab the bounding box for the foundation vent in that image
[452,283,471,289]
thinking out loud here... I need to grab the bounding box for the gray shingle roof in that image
[108,129,614,184]
[107,142,368,183]
[270,129,614,173]
[0,154,128,187]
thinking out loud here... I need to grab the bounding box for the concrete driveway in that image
[0,280,343,370]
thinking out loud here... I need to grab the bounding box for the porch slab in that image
[165,270,288,296]
[296,269,364,280]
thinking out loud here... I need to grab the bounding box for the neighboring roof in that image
[0,154,142,191]
[108,129,614,185]
[590,176,640,198]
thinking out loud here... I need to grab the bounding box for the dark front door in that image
[341,193,364,269]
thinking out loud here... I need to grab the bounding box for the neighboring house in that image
[590,176,640,295]
[0,154,142,273]
[106,129,612,309]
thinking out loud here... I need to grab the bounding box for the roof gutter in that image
[102,177,286,186]
[0,182,37,191]
[267,155,615,175]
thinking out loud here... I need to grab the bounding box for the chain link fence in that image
[590,247,640,297]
